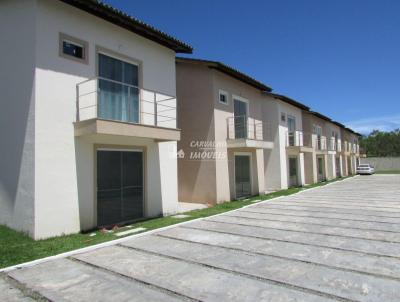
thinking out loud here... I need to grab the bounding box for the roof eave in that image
[265,92,310,111]
[176,57,272,92]
[59,0,192,54]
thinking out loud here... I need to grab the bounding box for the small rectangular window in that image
[281,112,286,122]
[63,41,84,59]
[219,90,228,105]
[59,33,88,64]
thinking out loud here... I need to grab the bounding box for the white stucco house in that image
[0,0,192,239]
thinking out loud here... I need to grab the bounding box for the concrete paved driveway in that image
[3,175,400,302]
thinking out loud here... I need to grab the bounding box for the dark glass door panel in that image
[317,157,324,181]
[122,152,143,220]
[289,157,298,187]
[235,155,251,198]
[336,157,341,177]
[97,150,143,227]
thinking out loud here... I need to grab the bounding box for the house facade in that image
[176,58,274,204]
[0,0,192,239]
[341,128,361,176]
[302,111,330,184]
[263,93,310,191]
[0,0,363,239]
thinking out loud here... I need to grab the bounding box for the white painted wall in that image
[0,0,37,236]
[265,99,305,190]
[0,0,180,238]
[262,97,281,191]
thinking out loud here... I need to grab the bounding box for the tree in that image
[360,129,400,157]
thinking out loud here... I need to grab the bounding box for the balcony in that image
[342,141,351,155]
[314,135,327,152]
[226,116,273,149]
[285,131,315,153]
[327,137,339,152]
[74,77,180,141]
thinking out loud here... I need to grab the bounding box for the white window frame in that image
[218,89,229,105]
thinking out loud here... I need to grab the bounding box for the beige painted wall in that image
[176,63,269,204]
[176,63,217,204]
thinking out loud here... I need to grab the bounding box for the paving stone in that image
[73,246,335,302]
[121,234,400,302]
[157,226,400,279]
[0,277,34,302]
[184,219,400,258]
[208,214,400,243]
[225,210,400,232]
[8,258,183,302]
[5,175,400,301]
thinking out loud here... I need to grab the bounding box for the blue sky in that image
[105,0,400,134]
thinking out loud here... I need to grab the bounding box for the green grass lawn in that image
[0,176,352,269]
[375,170,400,174]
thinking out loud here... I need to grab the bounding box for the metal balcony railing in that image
[327,137,339,151]
[287,131,328,151]
[286,130,304,147]
[314,135,327,151]
[76,77,177,129]
[227,116,271,141]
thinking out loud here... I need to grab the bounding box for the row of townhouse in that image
[176,58,361,204]
[0,0,360,239]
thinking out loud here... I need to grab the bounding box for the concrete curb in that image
[0,175,357,273]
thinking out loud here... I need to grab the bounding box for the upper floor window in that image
[313,124,322,136]
[59,33,88,64]
[219,90,228,105]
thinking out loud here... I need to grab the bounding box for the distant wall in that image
[360,157,400,171]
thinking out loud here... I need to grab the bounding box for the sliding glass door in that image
[98,53,139,123]
[97,150,144,226]
[235,155,251,198]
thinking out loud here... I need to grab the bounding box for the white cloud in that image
[345,114,400,135]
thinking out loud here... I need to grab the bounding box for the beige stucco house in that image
[176,58,318,204]
[302,110,361,185]
[0,0,192,239]
[341,128,361,175]
[176,58,274,204]
[176,57,362,206]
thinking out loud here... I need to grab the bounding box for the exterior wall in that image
[177,64,269,203]
[1,0,179,238]
[0,0,37,237]
[262,98,281,191]
[302,112,331,183]
[360,157,400,171]
[211,70,266,199]
[325,121,341,179]
[33,0,178,238]
[277,100,305,188]
[176,63,217,204]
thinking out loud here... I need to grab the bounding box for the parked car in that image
[357,164,375,175]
